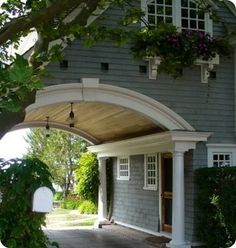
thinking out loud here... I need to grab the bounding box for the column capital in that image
[173,141,197,153]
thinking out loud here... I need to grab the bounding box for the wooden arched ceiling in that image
[24,102,165,144]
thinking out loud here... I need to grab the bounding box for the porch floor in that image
[46,224,170,248]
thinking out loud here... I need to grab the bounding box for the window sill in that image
[116,177,130,181]
[143,186,157,191]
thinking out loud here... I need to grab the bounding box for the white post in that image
[168,149,190,248]
[98,157,107,222]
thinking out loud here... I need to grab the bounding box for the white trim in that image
[143,153,158,190]
[117,156,130,181]
[141,0,213,35]
[89,131,212,158]
[21,80,194,133]
[207,143,236,167]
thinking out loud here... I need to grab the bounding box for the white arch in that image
[24,78,194,132]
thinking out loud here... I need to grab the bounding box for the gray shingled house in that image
[16,1,236,247]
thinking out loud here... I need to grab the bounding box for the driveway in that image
[45,225,162,248]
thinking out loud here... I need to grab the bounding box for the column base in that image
[94,218,111,228]
[166,241,191,248]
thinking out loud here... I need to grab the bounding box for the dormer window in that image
[143,0,212,34]
[181,0,205,31]
[147,0,173,25]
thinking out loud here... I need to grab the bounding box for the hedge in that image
[195,167,236,248]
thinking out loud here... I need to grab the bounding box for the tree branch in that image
[0,0,85,46]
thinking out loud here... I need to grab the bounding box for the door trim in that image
[161,153,172,233]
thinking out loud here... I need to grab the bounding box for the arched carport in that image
[13,78,211,248]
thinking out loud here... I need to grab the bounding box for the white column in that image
[98,157,107,222]
[168,151,190,248]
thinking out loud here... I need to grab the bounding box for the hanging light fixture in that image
[67,102,76,128]
[45,116,50,138]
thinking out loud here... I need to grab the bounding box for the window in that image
[117,157,130,180]
[147,0,173,25]
[207,144,236,167]
[212,153,231,167]
[143,0,212,34]
[144,154,158,190]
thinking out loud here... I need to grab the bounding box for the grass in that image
[45,208,97,229]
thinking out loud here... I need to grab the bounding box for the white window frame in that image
[143,153,158,190]
[141,0,213,35]
[207,144,236,167]
[117,156,130,180]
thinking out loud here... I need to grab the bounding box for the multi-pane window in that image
[181,0,205,31]
[147,0,173,25]
[212,153,232,167]
[117,157,130,180]
[144,154,158,190]
[143,0,212,34]
[207,144,236,167]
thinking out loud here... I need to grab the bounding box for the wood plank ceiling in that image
[25,102,165,144]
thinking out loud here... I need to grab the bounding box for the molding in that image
[89,131,212,157]
[13,121,99,145]
[224,0,236,17]
[207,143,236,148]
[25,80,195,132]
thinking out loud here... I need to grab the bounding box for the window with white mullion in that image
[117,157,130,180]
[144,154,158,190]
[181,0,206,31]
[142,0,212,34]
[213,153,232,167]
[146,0,173,25]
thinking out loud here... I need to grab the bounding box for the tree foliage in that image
[75,152,99,204]
[0,158,57,248]
[26,128,88,197]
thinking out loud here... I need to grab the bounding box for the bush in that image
[75,152,99,204]
[61,193,81,209]
[78,200,97,214]
[195,167,236,248]
[0,158,57,248]
[54,192,64,201]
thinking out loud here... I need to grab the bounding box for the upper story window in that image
[117,156,130,180]
[147,0,173,25]
[143,0,212,34]
[207,144,236,167]
[181,0,205,31]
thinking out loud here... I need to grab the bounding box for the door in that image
[161,155,173,233]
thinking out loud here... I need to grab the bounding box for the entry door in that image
[161,155,173,233]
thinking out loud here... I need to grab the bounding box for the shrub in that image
[78,200,97,214]
[0,158,57,248]
[75,152,99,204]
[195,167,236,248]
[61,193,81,209]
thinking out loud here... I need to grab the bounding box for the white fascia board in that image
[88,131,212,157]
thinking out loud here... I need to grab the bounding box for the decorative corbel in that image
[196,54,219,83]
[145,56,162,80]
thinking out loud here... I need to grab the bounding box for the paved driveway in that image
[46,226,156,248]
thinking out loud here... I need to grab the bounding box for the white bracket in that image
[195,54,219,83]
[145,56,162,80]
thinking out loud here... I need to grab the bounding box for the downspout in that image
[234,45,236,134]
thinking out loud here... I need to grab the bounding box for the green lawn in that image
[45,208,97,229]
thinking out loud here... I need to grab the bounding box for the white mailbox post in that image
[32,187,53,213]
